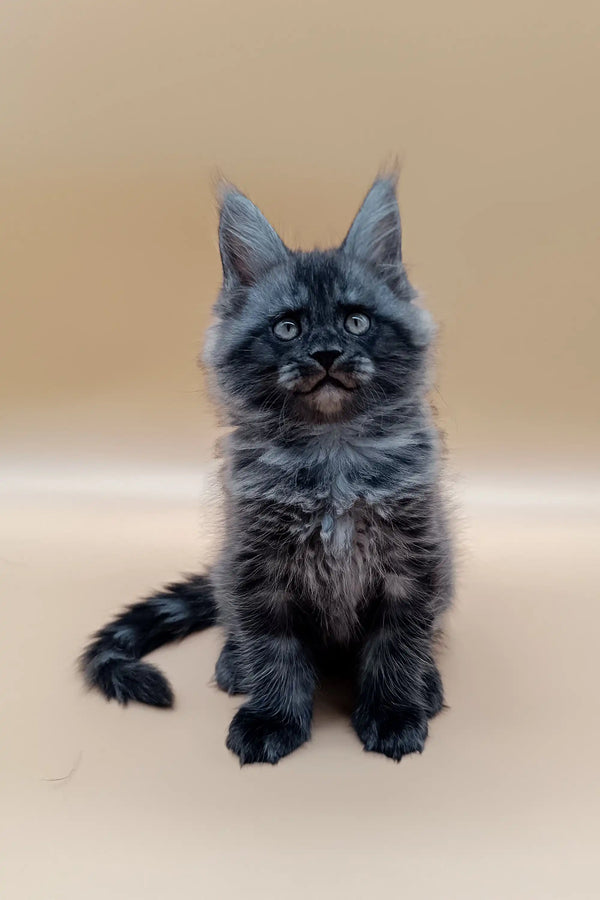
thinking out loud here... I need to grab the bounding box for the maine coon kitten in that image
[81,173,454,765]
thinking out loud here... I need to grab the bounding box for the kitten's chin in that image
[297,383,354,422]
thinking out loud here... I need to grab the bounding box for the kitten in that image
[81,173,454,764]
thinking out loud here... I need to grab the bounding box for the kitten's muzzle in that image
[279,354,366,397]
[296,356,359,394]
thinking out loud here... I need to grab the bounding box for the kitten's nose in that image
[311,349,342,371]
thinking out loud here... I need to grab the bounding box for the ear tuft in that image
[342,173,405,293]
[218,183,288,287]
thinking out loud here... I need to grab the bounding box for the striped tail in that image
[80,573,217,708]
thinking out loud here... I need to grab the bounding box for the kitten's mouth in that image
[298,375,356,395]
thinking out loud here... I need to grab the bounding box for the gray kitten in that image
[81,173,454,764]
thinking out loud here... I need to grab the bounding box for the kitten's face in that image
[204,176,434,426]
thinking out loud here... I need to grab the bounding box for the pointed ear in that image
[342,175,404,293]
[218,184,288,287]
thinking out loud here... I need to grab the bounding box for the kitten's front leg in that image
[353,592,439,761]
[226,629,315,765]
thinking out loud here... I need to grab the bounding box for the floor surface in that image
[1,479,599,899]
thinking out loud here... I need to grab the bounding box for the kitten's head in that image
[204,174,434,427]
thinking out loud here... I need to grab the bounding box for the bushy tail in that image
[80,573,217,708]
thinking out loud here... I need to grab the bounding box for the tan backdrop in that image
[3,0,599,476]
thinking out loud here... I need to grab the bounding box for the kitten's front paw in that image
[226,706,310,765]
[352,703,428,761]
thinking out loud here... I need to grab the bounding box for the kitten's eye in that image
[344,312,371,335]
[273,318,300,341]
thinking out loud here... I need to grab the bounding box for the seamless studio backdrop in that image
[1,3,599,900]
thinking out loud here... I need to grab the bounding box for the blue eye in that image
[344,312,370,335]
[273,318,300,341]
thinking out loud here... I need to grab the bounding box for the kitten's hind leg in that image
[215,637,246,695]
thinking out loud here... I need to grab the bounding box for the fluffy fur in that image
[81,173,454,765]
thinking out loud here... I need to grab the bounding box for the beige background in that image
[1,2,599,898]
